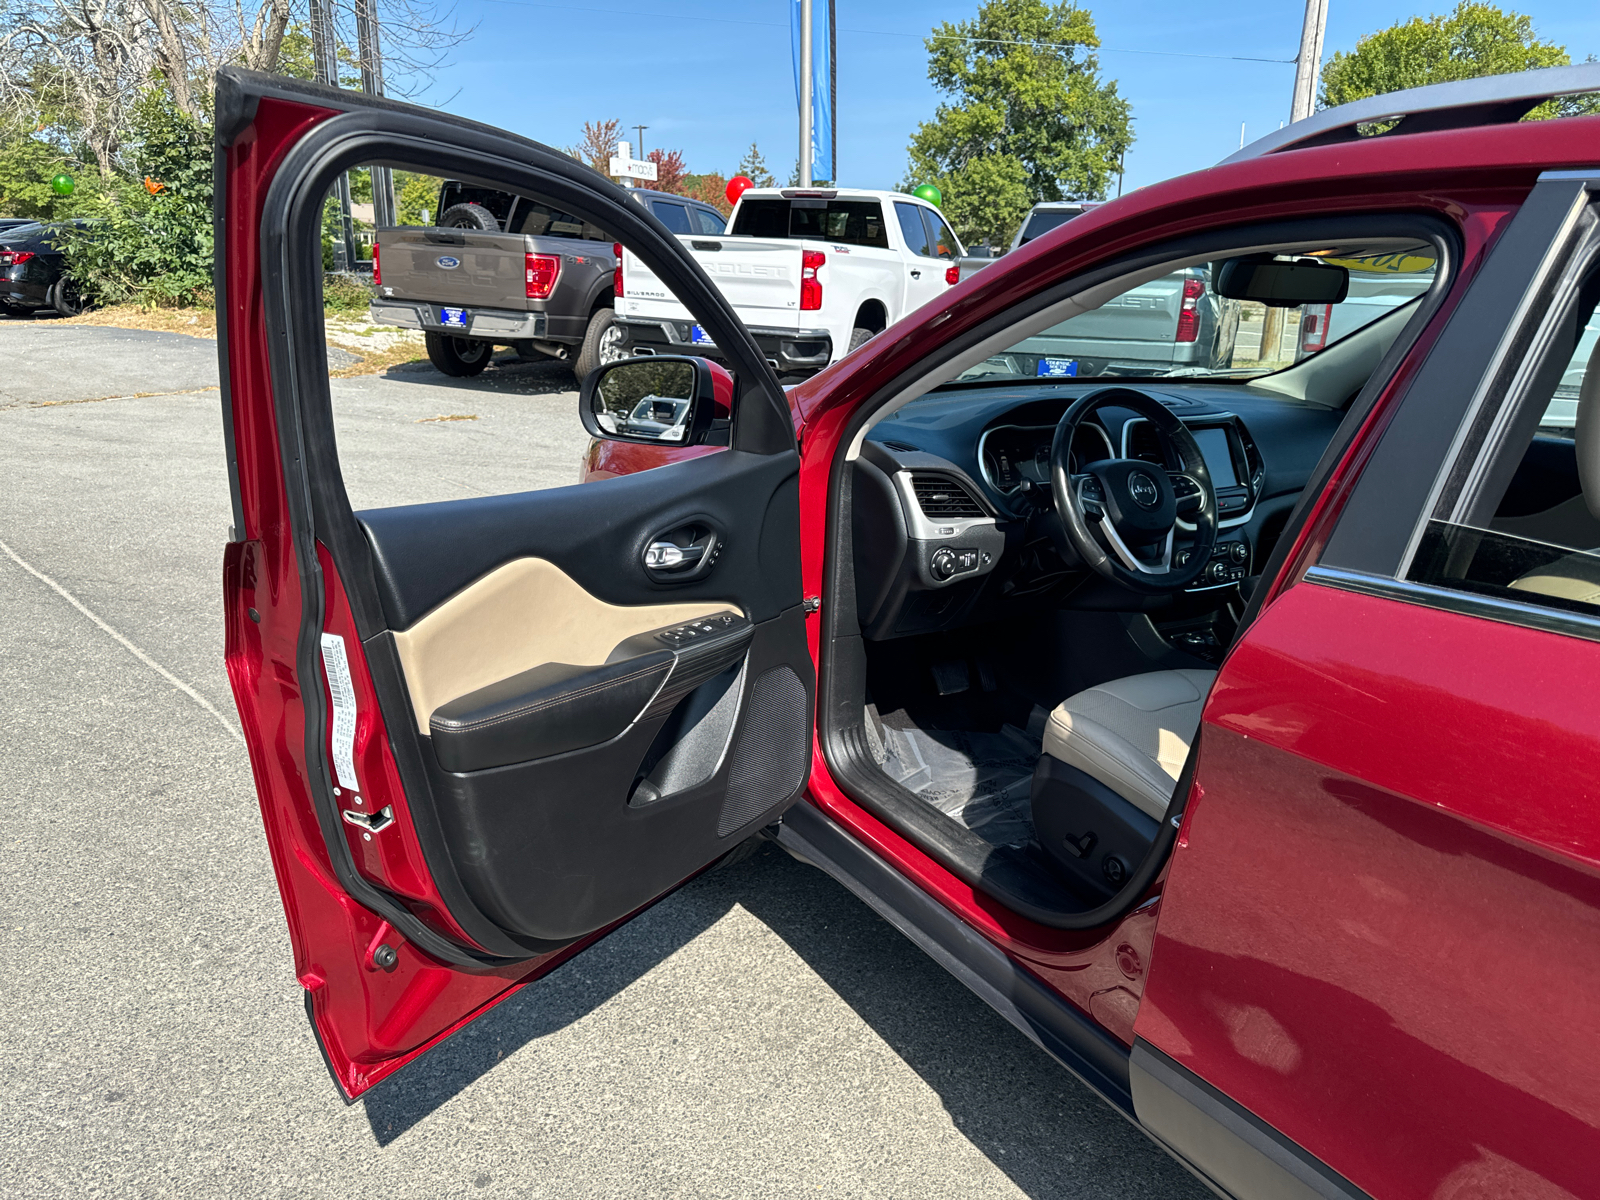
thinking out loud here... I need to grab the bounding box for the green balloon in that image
[50,173,74,197]
[912,183,942,207]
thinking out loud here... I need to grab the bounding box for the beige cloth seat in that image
[1041,669,1216,820]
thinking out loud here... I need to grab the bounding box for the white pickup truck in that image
[613,188,964,376]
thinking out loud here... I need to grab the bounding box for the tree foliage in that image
[736,143,775,188]
[641,148,688,194]
[1320,2,1599,118]
[569,119,622,174]
[58,91,214,305]
[904,0,1131,247]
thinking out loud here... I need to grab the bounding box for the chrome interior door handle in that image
[644,541,707,571]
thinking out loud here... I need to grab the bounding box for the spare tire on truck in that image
[438,202,499,231]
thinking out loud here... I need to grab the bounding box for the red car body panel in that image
[1137,582,1600,1198]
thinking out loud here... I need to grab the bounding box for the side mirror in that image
[1215,255,1350,307]
[580,355,717,446]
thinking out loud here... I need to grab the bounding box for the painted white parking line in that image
[0,536,243,745]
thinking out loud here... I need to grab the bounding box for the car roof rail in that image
[1221,62,1600,165]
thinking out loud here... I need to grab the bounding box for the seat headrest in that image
[1574,330,1600,521]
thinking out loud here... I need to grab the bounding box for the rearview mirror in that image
[579,356,716,445]
[1214,255,1350,307]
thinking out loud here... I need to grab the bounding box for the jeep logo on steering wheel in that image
[1127,470,1160,509]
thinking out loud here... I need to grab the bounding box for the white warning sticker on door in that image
[320,632,360,792]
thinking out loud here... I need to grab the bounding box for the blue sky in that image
[411,0,1600,195]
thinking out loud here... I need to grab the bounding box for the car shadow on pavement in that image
[359,874,740,1145]
[360,842,1204,1196]
[377,356,578,397]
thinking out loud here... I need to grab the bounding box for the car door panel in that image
[1137,582,1600,1199]
[216,69,813,1098]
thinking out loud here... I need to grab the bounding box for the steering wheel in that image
[1048,388,1218,595]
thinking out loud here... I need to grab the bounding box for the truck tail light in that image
[945,263,960,286]
[526,253,560,300]
[1175,275,1205,343]
[0,250,34,267]
[1300,302,1333,354]
[613,242,623,297]
[801,249,824,311]
[371,242,381,287]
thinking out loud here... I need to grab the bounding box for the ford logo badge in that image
[436,255,461,269]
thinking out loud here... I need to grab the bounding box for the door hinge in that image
[803,596,822,614]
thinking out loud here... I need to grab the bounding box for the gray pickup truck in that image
[369,181,727,378]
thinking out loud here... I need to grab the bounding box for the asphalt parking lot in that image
[0,317,1209,1199]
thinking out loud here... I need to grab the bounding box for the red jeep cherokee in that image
[217,64,1600,1199]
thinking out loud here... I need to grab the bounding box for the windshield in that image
[953,249,1437,385]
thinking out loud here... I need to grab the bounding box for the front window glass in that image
[952,248,1437,385]
[894,202,932,257]
[921,209,961,259]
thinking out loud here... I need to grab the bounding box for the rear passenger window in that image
[1406,242,1600,616]
[651,201,693,234]
[514,200,605,240]
[895,202,932,257]
[692,207,726,236]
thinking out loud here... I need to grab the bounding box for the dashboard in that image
[851,380,1344,641]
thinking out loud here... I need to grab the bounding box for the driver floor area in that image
[865,703,1049,851]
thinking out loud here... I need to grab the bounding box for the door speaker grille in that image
[717,665,809,836]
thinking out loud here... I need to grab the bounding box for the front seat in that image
[1511,332,1600,601]
[1030,669,1214,896]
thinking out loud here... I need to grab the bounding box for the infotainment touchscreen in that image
[1192,427,1238,487]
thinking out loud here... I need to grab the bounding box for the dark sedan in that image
[1,220,88,316]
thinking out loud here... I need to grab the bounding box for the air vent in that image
[910,473,985,519]
[880,440,922,453]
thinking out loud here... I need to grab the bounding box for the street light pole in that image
[1290,0,1329,123]
[799,0,813,187]
[635,125,648,161]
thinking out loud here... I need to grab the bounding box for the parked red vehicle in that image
[216,64,1600,1199]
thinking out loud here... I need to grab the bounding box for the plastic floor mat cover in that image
[879,722,1041,849]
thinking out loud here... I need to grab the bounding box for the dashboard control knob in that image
[930,547,957,581]
[1229,542,1248,564]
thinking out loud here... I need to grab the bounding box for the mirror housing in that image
[1215,255,1350,307]
[579,355,721,446]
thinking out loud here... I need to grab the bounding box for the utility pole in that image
[635,125,648,161]
[799,0,813,187]
[355,0,396,230]
[1290,0,1329,123]
[309,0,358,271]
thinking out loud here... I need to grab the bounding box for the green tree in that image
[1320,2,1598,118]
[394,170,442,224]
[904,0,1131,248]
[736,142,775,187]
[61,91,213,306]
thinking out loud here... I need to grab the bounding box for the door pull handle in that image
[644,541,707,571]
[909,269,922,279]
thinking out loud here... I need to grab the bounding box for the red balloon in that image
[725,175,754,206]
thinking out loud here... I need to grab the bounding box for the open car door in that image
[214,69,814,1098]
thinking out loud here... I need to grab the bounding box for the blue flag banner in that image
[791,0,833,181]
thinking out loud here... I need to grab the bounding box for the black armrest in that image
[430,651,674,772]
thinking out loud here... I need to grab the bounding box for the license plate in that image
[690,323,715,346]
[439,306,468,329]
[1037,357,1078,378]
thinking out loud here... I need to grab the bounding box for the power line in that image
[468,0,1296,66]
